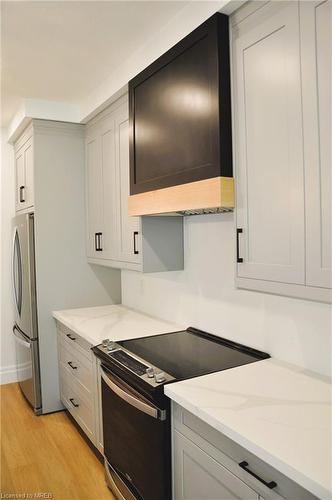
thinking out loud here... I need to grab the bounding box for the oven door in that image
[100,365,171,500]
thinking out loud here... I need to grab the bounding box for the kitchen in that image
[0,1,331,500]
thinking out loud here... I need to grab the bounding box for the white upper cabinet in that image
[233,1,305,285]
[85,132,103,259]
[15,131,34,212]
[114,103,141,265]
[301,0,332,289]
[85,95,183,273]
[100,114,119,261]
[233,1,331,303]
[85,97,140,267]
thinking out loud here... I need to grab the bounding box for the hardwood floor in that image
[0,383,114,499]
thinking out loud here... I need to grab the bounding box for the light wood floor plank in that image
[0,383,114,499]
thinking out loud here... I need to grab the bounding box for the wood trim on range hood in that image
[128,176,234,216]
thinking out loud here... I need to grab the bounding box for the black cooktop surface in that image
[118,328,269,380]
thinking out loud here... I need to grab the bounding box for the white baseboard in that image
[0,362,30,385]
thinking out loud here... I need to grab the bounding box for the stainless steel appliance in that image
[93,328,270,500]
[12,213,41,414]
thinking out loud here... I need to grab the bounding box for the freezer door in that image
[12,213,37,340]
[13,324,41,413]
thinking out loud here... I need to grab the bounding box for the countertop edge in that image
[52,311,95,345]
[164,385,331,500]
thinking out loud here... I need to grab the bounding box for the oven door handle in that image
[100,367,166,421]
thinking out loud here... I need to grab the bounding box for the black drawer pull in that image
[236,228,243,263]
[68,361,77,370]
[19,185,25,203]
[69,398,79,408]
[95,232,103,251]
[66,334,76,341]
[239,461,277,489]
[133,231,139,254]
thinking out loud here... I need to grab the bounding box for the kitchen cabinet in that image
[172,403,316,500]
[15,128,34,212]
[56,321,100,448]
[115,100,141,266]
[174,430,259,500]
[232,0,331,303]
[85,94,184,272]
[301,0,332,290]
[85,129,104,259]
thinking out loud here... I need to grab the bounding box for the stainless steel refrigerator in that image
[12,213,42,414]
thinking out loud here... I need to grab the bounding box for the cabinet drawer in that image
[173,404,316,500]
[56,321,92,360]
[59,341,93,394]
[60,371,94,442]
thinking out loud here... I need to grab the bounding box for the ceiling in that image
[1,1,189,127]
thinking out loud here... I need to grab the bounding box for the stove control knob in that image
[154,372,166,384]
[146,367,155,378]
[102,339,109,348]
[107,341,116,351]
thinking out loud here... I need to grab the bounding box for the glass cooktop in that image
[118,328,269,380]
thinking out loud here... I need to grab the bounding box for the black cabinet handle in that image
[19,185,25,203]
[98,232,103,251]
[239,461,277,489]
[133,231,139,255]
[95,232,103,252]
[236,228,243,263]
[69,398,79,408]
[66,333,76,341]
[68,361,77,370]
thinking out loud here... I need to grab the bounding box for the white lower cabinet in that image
[174,430,259,500]
[60,370,95,441]
[56,322,102,451]
[172,403,316,500]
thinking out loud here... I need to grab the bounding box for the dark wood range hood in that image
[128,13,234,216]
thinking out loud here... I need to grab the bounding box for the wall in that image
[76,1,236,122]
[122,213,332,378]
[0,128,16,383]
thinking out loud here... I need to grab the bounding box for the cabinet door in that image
[100,115,119,261]
[174,430,259,500]
[234,2,305,284]
[85,133,103,258]
[116,101,141,265]
[15,138,34,211]
[301,0,332,289]
[24,138,34,209]
[15,147,25,211]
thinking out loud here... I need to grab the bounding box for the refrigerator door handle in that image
[13,325,31,349]
[12,229,23,316]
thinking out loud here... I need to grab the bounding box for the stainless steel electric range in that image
[92,327,270,500]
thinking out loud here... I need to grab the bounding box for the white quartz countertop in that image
[52,304,182,345]
[165,359,332,499]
